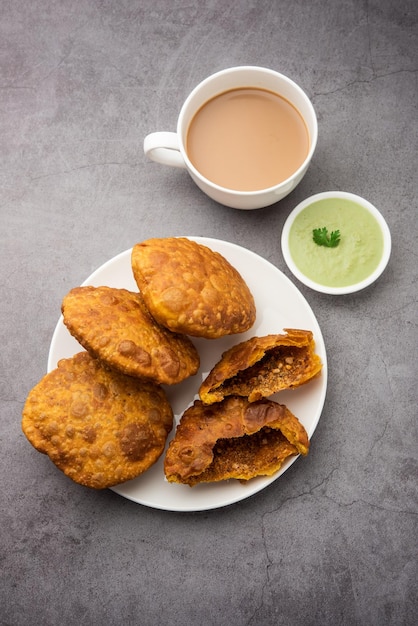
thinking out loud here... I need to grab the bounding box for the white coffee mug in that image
[144,66,318,210]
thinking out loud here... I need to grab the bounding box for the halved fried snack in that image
[131,237,256,339]
[199,328,322,404]
[164,396,309,486]
[61,286,199,385]
[22,352,174,489]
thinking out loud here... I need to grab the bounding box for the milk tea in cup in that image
[144,66,317,210]
[186,86,309,192]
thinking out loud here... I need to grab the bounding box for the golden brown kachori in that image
[199,328,322,403]
[164,396,309,486]
[61,286,199,385]
[22,351,174,489]
[131,237,256,339]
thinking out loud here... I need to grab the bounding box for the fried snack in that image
[199,328,322,404]
[22,352,173,489]
[164,396,309,486]
[61,286,199,385]
[131,237,256,339]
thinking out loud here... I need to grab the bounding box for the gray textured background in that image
[1,1,417,625]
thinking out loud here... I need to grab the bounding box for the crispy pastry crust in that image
[164,396,309,486]
[61,286,200,385]
[199,328,322,404]
[131,237,256,339]
[22,352,174,489]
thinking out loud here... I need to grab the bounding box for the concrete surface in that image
[1,1,417,625]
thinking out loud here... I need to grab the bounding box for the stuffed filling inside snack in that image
[164,396,309,487]
[199,328,322,403]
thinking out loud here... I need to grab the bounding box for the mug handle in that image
[143,132,187,169]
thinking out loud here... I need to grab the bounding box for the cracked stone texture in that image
[1,1,417,625]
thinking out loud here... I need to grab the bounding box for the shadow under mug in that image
[144,66,318,210]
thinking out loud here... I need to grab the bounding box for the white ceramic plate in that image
[48,237,327,511]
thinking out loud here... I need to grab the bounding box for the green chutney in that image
[288,198,384,287]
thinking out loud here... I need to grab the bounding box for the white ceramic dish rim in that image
[281,191,392,295]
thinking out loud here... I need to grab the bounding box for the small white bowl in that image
[281,191,391,295]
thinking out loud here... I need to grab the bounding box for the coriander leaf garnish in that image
[312,227,341,248]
